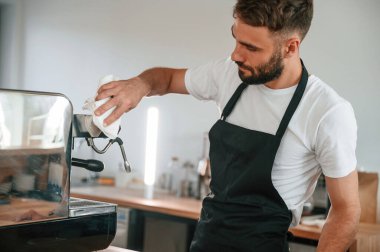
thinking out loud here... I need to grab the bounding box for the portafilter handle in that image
[86,137,131,173]
[71,158,104,172]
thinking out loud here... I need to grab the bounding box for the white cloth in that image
[83,74,121,139]
[185,57,357,226]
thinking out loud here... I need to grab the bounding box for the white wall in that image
[303,0,380,172]
[20,0,232,180]
[0,0,24,89]
[3,0,380,181]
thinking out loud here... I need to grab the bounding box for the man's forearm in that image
[317,206,360,251]
[138,67,177,96]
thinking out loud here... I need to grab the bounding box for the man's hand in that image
[317,170,361,252]
[95,76,151,126]
[94,68,187,126]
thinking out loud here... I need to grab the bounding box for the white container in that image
[14,174,35,192]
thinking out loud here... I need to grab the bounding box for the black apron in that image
[190,62,309,252]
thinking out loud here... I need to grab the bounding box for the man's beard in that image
[235,49,284,85]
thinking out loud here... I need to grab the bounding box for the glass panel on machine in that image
[0,89,72,226]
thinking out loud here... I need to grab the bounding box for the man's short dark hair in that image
[233,0,313,41]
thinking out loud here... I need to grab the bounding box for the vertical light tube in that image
[144,107,159,186]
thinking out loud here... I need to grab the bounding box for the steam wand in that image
[86,137,131,173]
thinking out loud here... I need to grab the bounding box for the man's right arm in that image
[95,67,187,125]
[141,68,188,96]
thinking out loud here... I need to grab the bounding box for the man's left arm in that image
[317,170,361,252]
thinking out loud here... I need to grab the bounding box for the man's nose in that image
[231,44,244,63]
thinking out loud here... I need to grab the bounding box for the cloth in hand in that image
[83,74,121,139]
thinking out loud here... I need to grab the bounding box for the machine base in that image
[0,212,116,252]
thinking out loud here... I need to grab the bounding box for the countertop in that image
[71,185,380,252]
[71,185,201,220]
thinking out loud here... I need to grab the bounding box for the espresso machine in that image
[0,88,130,251]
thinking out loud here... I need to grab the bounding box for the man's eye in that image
[246,47,257,52]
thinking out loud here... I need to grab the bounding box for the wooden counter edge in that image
[289,225,321,241]
[72,189,322,241]
[70,191,200,220]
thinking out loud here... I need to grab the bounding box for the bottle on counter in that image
[197,132,211,199]
[182,161,198,198]
[168,156,182,196]
[157,172,172,191]
[115,162,128,188]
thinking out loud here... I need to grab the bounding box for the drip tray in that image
[69,197,116,217]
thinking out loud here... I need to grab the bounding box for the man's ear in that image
[284,37,300,58]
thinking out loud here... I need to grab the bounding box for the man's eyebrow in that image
[231,25,262,51]
[231,25,236,38]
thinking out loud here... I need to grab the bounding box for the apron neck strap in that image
[221,83,248,120]
[275,60,309,138]
[220,60,309,137]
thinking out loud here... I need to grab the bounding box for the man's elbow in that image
[348,204,361,239]
[339,202,361,228]
[353,204,361,225]
[330,202,361,226]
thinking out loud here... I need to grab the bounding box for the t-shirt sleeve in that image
[315,102,358,178]
[185,58,229,101]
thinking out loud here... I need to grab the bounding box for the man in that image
[95,0,361,251]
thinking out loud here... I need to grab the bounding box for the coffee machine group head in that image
[71,114,131,173]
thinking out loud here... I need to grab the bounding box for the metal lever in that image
[86,137,131,173]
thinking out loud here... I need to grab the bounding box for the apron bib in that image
[190,62,309,252]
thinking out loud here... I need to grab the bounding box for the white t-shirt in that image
[185,57,357,226]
